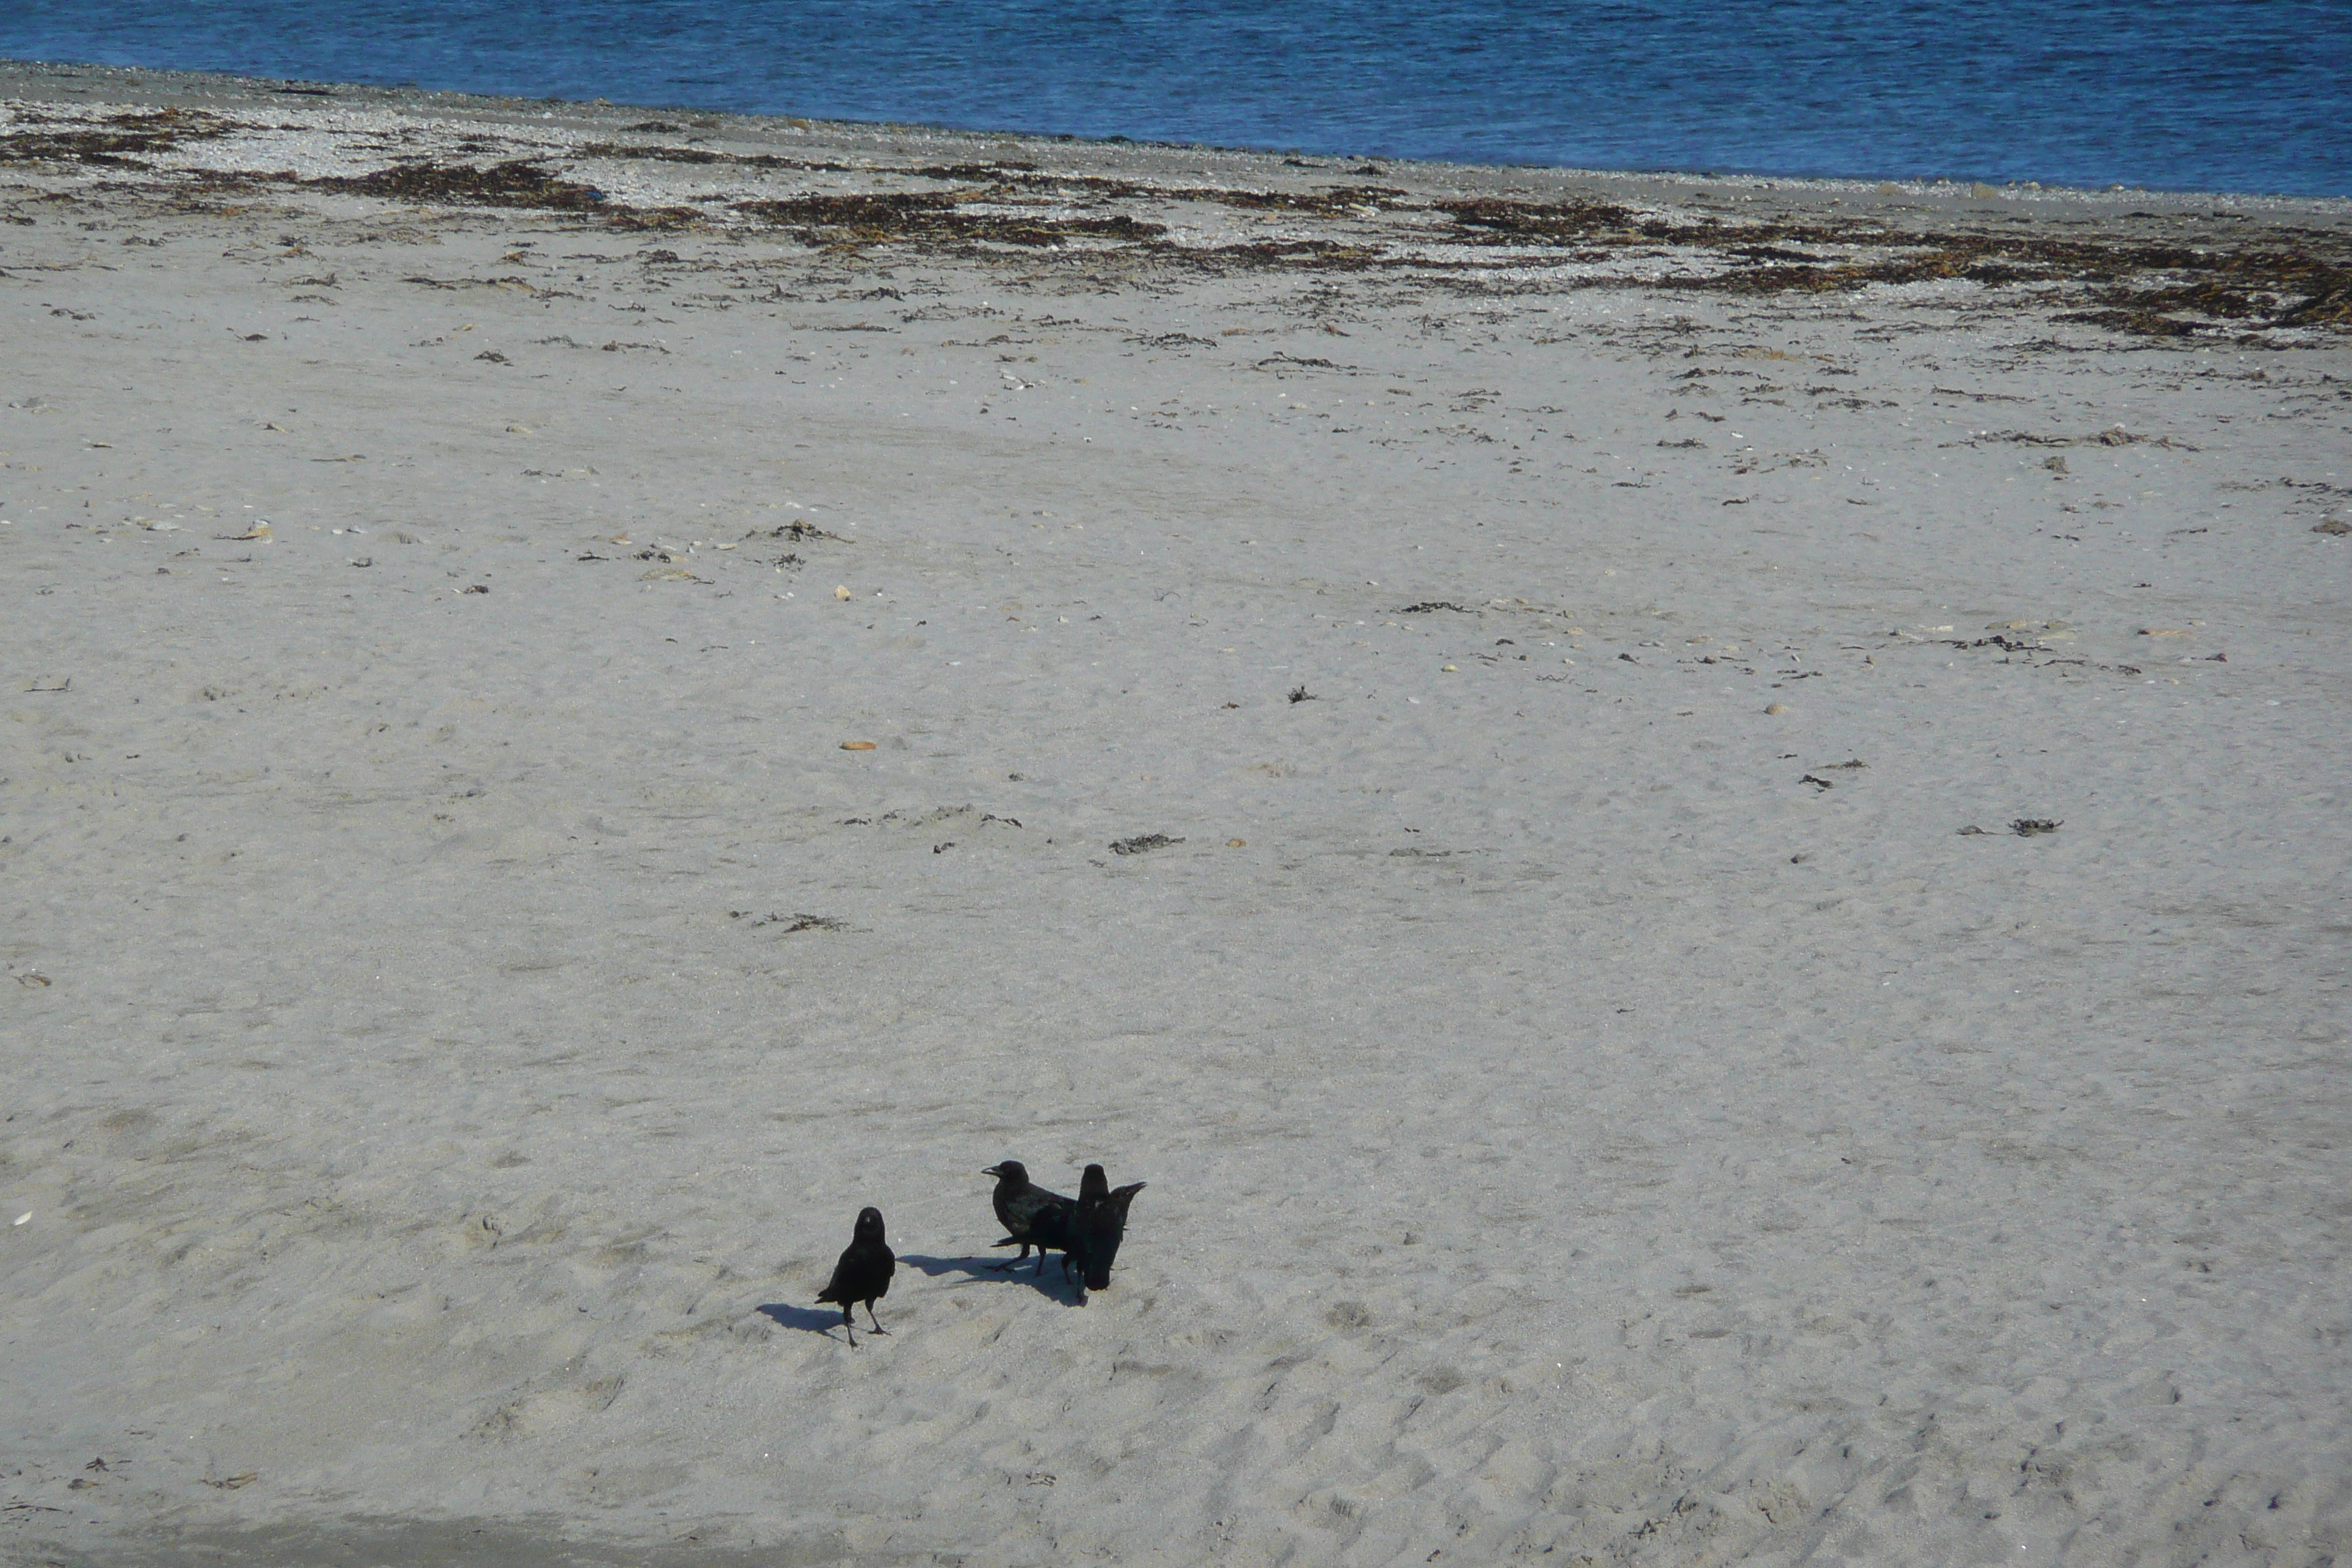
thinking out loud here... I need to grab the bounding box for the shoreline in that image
[4,58,2348,351]
[4,57,2348,1568]
[8,53,2352,214]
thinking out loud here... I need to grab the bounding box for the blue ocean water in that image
[4,1,2348,196]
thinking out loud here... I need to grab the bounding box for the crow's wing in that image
[1073,1183,1144,1289]
[816,1243,862,1303]
[818,1239,892,1303]
[1004,1184,1074,1236]
[1028,1201,1077,1251]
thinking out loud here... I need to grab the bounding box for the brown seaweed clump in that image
[1422,195,2351,339]
[1436,195,1642,238]
[298,159,700,230]
[733,191,1166,248]
[307,159,611,212]
[0,108,235,168]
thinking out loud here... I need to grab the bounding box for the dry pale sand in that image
[3,59,2350,1568]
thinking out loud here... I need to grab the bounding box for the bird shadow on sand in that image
[756,1301,853,1338]
[900,1253,1085,1304]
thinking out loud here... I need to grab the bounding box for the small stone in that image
[2314,518,2351,535]
[840,741,877,751]
[1227,838,1246,848]
[834,585,853,600]
[1441,664,1458,671]
[1764,703,1790,715]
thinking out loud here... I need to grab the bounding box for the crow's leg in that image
[840,1303,859,1349]
[1034,1249,1052,1277]
[864,1302,889,1336]
[988,1244,1031,1273]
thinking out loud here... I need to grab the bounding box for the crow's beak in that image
[982,1165,1005,1177]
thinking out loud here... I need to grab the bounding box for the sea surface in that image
[5,1,2348,196]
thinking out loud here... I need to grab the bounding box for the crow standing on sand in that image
[816,1206,894,1347]
[1068,1164,1147,1294]
[984,1160,1074,1275]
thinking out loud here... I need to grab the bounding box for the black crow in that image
[983,1159,1073,1275]
[816,1206,894,1347]
[1067,1164,1147,1294]
[1003,1196,1077,1278]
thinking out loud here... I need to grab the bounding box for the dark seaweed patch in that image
[734,191,1166,247]
[296,159,700,228]
[0,108,234,168]
[577,141,862,174]
[747,520,846,543]
[901,166,1401,216]
[308,159,610,212]
[736,191,961,226]
[1109,834,1184,856]
[914,162,1041,179]
[1163,238,1378,272]
[1211,184,1406,213]
[1436,196,1640,238]
[1425,196,2349,336]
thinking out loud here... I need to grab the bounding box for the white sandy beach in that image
[2,60,2349,1567]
